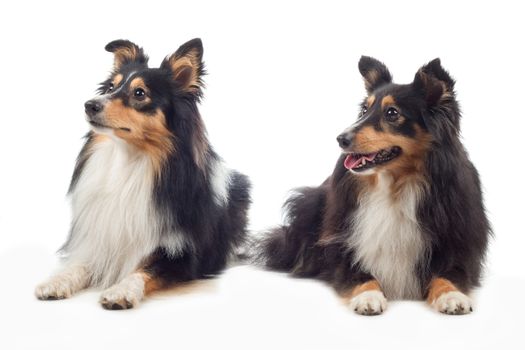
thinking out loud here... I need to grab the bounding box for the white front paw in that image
[99,274,145,310]
[35,266,89,301]
[433,291,473,315]
[35,279,74,300]
[349,290,387,316]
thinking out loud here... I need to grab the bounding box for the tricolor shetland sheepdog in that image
[35,39,251,309]
[257,57,490,315]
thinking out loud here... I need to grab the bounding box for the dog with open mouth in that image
[35,39,251,309]
[257,56,491,315]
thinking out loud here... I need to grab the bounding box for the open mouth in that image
[343,146,401,172]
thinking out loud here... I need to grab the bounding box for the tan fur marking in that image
[152,279,215,297]
[380,96,407,126]
[380,115,406,128]
[352,125,431,158]
[170,56,193,75]
[367,95,376,107]
[139,272,163,295]
[353,124,431,180]
[427,278,458,304]
[381,95,395,109]
[112,74,123,87]
[130,77,146,90]
[365,70,379,90]
[441,84,453,100]
[340,280,382,300]
[92,133,110,144]
[351,124,431,198]
[379,96,406,127]
[113,46,140,69]
[361,173,378,187]
[129,77,151,103]
[417,70,452,102]
[352,173,380,201]
[104,99,174,172]
[350,280,382,298]
[168,49,201,91]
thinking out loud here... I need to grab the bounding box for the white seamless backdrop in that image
[0,1,523,349]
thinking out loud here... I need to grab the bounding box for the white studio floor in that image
[0,244,522,350]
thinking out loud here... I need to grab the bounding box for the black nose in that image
[337,133,353,148]
[84,100,103,117]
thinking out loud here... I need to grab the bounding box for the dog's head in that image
[338,56,456,176]
[84,38,205,159]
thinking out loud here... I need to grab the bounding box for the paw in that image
[433,291,473,315]
[99,285,140,310]
[349,290,387,316]
[35,278,74,300]
[99,274,145,310]
[35,266,89,301]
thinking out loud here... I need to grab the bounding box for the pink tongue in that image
[343,153,378,170]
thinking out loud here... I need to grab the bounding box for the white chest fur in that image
[65,137,186,288]
[348,172,427,300]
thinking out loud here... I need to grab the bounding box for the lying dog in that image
[257,56,490,315]
[35,39,251,309]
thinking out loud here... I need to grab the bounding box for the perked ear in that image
[358,56,393,93]
[105,40,148,70]
[161,38,204,94]
[413,58,455,106]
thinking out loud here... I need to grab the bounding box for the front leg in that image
[100,270,162,310]
[100,249,197,310]
[35,264,91,300]
[341,279,387,316]
[427,277,473,315]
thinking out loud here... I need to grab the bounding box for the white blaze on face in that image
[110,71,138,95]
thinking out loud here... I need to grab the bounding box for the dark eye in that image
[133,88,146,100]
[360,106,368,116]
[106,83,114,93]
[385,107,400,122]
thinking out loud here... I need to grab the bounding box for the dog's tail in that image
[251,226,298,271]
[229,232,289,269]
[247,186,326,273]
[230,235,257,266]
[227,221,302,272]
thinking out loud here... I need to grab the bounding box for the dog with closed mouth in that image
[35,38,251,310]
[257,56,490,315]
